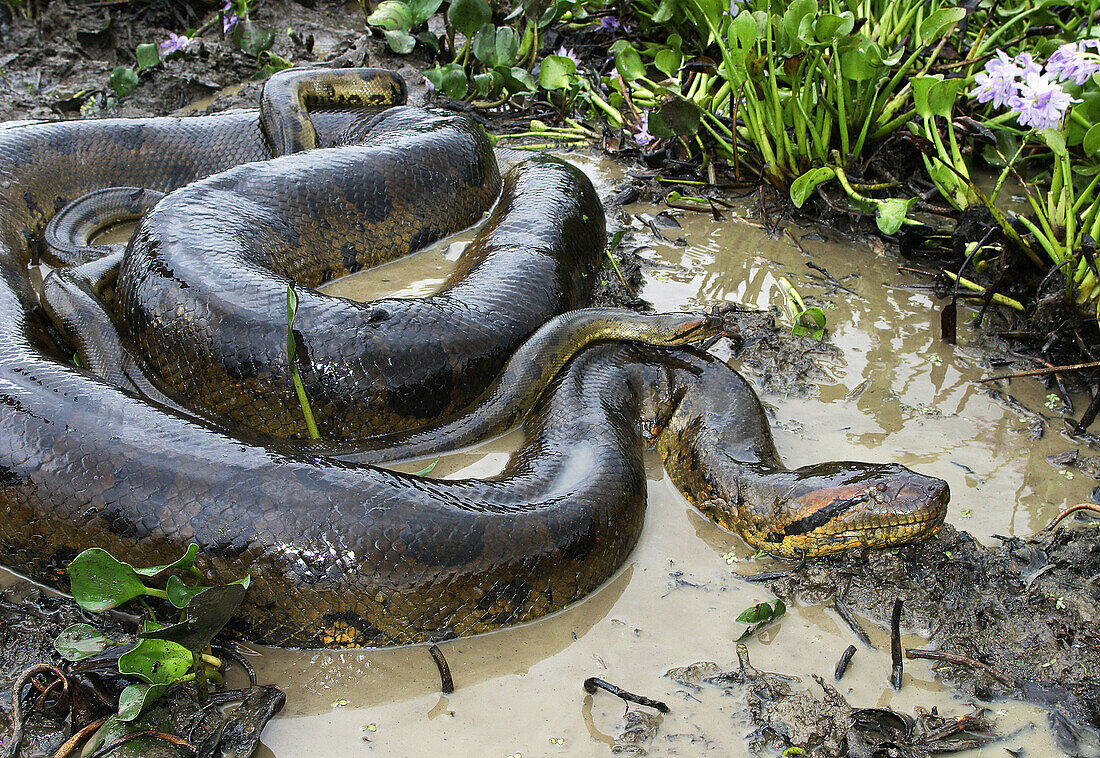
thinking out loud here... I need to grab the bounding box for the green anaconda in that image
[0,67,949,647]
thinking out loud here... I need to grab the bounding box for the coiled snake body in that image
[0,69,948,647]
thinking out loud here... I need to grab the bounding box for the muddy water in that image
[237,156,1085,756]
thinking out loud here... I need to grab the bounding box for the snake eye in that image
[876,482,888,493]
[368,307,390,323]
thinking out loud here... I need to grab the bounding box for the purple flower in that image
[555,46,581,67]
[1009,72,1078,130]
[633,111,653,146]
[159,32,191,55]
[220,1,240,33]
[423,76,435,92]
[971,50,1023,108]
[1013,52,1043,78]
[1046,41,1100,86]
[598,16,620,31]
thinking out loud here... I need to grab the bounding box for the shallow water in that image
[237,154,1089,756]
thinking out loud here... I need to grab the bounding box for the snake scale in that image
[0,68,948,647]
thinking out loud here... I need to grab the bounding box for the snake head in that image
[738,463,949,558]
[665,312,727,346]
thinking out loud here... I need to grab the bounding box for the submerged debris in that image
[756,523,1100,751]
[666,644,994,757]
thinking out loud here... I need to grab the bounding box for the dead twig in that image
[583,678,669,713]
[51,717,107,758]
[978,360,1100,383]
[428,644,454,695]
[905,649,1015,687]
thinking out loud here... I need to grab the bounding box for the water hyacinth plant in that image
[962,41,1100,315]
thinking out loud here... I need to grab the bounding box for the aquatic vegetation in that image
[54,545,250,747]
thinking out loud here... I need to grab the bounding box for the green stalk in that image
[286,285,320,440]
[941,271,1025,311]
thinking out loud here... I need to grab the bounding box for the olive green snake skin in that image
[0,68,948,647]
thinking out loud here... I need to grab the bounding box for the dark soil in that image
[2,1,1098,756]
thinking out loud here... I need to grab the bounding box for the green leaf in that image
[736,599,785,624]
[793,306,827,339]
[412,456,441,476]
[117,683,169,722]
[368,0,414,31]
[1037,128,1067,157]
[1084,123,1100,157]
[654,48,682,78]
[54,624,116,661]
[140,580,250,650]
[610,40,645,82]
[874,197,917,235]
[233,18,275,57]
[108,67,138,98]
[736,599,786,640]
[649,96,701,138]
[406,0,444,24]
[472,24,518,68]
[500,66,536,95]
[447,0,491,38]
[383,28,416,54]
[132,544,199,578]
[782,0,818,49]
[538,54,576,90]
[789,166,835,207]
[118,639,192,685]
[916,7,965,46]
[425,63,468,99]
[838,38,883,81]
[134,43,159,71]
[650,0,678,25]
[472,70,501,96]
[68,548,154,611]
[812,12,853,43]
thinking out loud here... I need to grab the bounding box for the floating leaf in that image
[68,548,155,611]
[54,624,116,661]
[875,197,917,235]
[447,0,491,37]
[1084,123,1100,158]
[117,683,169,721]
[610,40,645,82]
[792,306,827,339]
[118,639,192,685]
[790,166,835,207]
[538,54,576,90]
[134,43,159,71]
[425,63,469,99]
[654,48,682,78]
[232,18,275,57]
[108,67,138,97]
[916,7,965,46]
[649,96,702,138]
[133,544,199,578]
[368,0,414,31]
[141,579,250,650]
[736,599,786,639]
[736,599,785,624]
[383,28,416,54]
